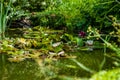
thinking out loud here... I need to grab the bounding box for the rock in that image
[9,17,32,28]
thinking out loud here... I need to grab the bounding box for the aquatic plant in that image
[0,27,79,62]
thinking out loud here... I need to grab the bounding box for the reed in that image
[0,0,11,39]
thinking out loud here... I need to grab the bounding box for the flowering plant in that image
[78,31,86,38]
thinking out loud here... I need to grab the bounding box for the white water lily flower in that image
[86,40,93,46]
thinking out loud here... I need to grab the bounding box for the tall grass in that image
[0,0,11,39]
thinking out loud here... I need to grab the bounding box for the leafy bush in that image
[58,0,98,32]
[46,0,120,34]
[5,0,120,34]
[90,68,120,80]
[12,0,50,12]
[30,11,66,29]
[30,0,99,33]
[48,0,98,33]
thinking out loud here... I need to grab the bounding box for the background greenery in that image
[1,0,120,80]
[18,0,119,34]
[3,0,119,34]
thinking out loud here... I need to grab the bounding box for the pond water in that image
[0,50,116,80]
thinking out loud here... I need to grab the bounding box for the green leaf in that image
[75,37,84,47]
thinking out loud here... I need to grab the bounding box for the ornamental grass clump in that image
[0,0,12,39]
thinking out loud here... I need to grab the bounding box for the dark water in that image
[56,50,115,78]
[0,50,116,80]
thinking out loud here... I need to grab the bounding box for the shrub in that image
[12,0,120,35]
[91,0,120,32]
[31,11,66,29]
[52,0,98,33]
[30,0,99,33]
[12,0,50,12]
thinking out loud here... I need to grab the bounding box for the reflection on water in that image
[0,50,116,80]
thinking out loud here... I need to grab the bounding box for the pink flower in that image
[78,31,86,38]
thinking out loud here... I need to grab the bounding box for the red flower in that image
[78,31,86,38]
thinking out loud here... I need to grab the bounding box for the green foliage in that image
[43,0,120,33]
[4,0,120,34]
[29,0,99,33]
[13,0,119,34]
[75,37,84,47]
[56,0,97,32]
[0,27,81,62]
[30,11,66,29]
[109,16,120,43]
[11,0,50,12]
[91,0,120,31]
[1,0,120,79]
[90,68,120,80]
[0,0,28,39]
[0,0,12,39]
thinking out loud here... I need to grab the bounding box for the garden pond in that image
[0,27,120,80]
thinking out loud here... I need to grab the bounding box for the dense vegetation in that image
[0,0,120,80]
